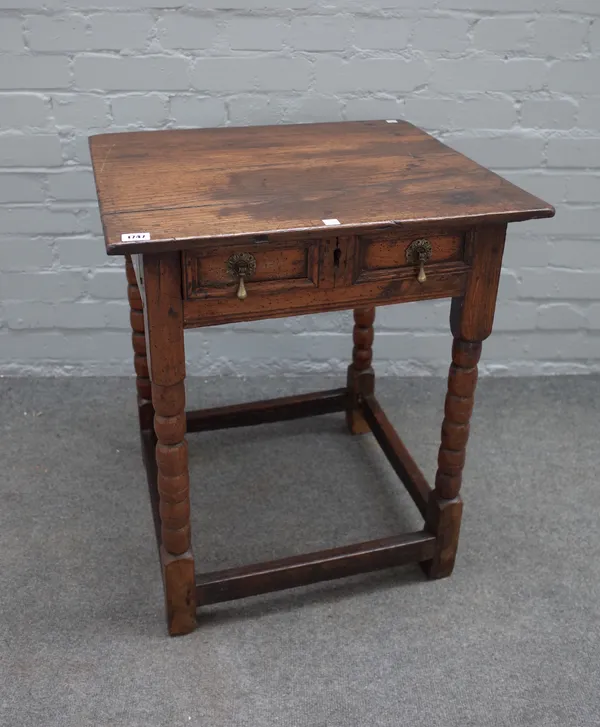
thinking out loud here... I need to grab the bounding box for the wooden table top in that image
[90,120,555,255]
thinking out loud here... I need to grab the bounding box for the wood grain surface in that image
[90,120,555,255]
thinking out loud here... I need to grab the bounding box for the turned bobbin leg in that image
[125,255,153,431]
[346,307,375,434]
[423,337,479,578]
[126,254,161,544]
[424,225,507,579]
[143,252,196,636]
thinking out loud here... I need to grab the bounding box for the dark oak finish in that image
[92,121,554,636]
[90,121,554,255]
[453,224,508,342]
[186,388,347,433]
[346,307,376,435]
[184,238,320,300]
[181,225,469,328]
[127,256,161,547]
[183,265,467,328]
[143,252,196,636]
[196,532,437,606]
[355,227,465,282]
[423,225,507,579]
[125,256,152,409]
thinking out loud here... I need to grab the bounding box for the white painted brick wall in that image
[0,0,599,377]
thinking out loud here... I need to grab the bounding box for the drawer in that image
[353,228,466,285]
[184,239,320,300]
[182,229,470,328]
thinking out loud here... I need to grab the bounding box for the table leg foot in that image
[161,547,197,636]
[421,496,463,579]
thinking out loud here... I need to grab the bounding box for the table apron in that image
[182,267,467,328]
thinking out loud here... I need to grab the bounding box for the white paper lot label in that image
[121,232,150,242]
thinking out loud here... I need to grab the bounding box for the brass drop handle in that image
[226,252,257,300]
[417,257,427,284]
[236,275,248,301]
[405,239,432,284]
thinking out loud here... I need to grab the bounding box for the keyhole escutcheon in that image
[333,244,341,268]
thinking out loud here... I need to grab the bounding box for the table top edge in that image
[105,206,555,256]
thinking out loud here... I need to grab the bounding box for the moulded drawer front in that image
[181,228,471,328]
[184,240,320,300]
[354,229,466,284]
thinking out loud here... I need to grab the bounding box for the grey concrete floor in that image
[0,375,599,727]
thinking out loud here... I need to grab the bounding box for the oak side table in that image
[90,120,554,636]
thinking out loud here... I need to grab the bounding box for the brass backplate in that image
[405,239,432,265]
[227,252,257,279]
